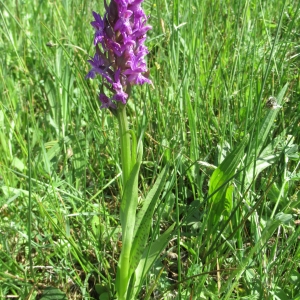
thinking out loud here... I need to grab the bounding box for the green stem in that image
[116,104,133,300]
[116,104,132,185]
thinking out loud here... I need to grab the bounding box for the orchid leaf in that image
[116,143,143,298]
[119,159,141,247]
[129,164,170,277]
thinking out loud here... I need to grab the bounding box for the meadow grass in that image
[1,0,300,299]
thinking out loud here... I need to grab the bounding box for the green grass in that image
[1,0,300,299]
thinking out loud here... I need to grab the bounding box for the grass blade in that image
[133,223,175,297]
[207,136,249,231]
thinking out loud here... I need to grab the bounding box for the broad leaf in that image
[245,142,279,185]
[39,287,67,300]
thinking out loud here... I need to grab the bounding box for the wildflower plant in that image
[86,1,174,299]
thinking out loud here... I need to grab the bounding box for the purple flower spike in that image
[86,0,152,109]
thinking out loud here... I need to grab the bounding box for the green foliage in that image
[130,164,170,278]
[39,287,67,300]
[116,136,142,299]
[1,0,300,299]
[207,135,248,233]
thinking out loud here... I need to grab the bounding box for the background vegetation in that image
[1,0,299,299]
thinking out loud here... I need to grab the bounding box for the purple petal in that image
[99,93,117,109]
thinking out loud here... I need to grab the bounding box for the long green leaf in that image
[128,164,170,278]
[133,164,170,239]
[116,154,142,298]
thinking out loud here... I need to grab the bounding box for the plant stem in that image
[116,104,132,186]
[116,104,133,299]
